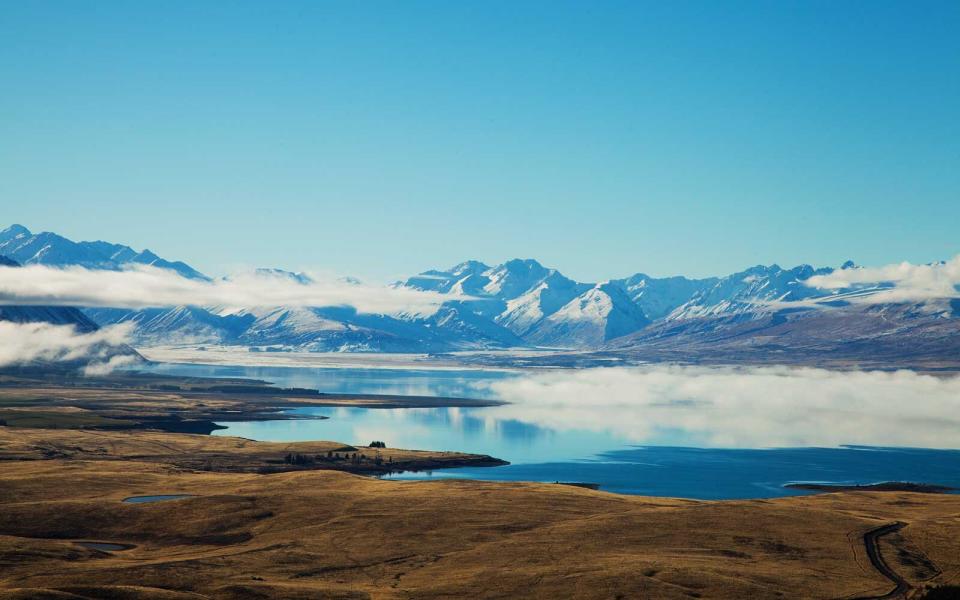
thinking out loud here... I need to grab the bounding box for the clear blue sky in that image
[2,1,958,282]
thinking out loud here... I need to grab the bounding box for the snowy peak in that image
[10,224,933,355]
[666,263,834,321]
[481,259,551,300]
[0,224,30,244]
[0,224,208,280]
[398,256,891,350]
[135,249,161,263]
[613,273,718,320]
[496,271,590,336]
[402,258,711,347]
[403,260,490,294]
[450,260,491,277]
[404,258,558,301]
[525,281,651,347]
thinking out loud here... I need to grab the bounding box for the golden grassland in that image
[0,427,504,474]
[1,433,960,599]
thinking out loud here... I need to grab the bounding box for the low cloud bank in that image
[0,321,136,374]
[0,264,452,314]
[479,366,960,448]
[806,255,960,304]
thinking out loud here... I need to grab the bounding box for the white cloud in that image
[0,264,454,314]
[479,366,960,448]
[0,321,135,373]
[805,255,960,304]
[82,354,139,376]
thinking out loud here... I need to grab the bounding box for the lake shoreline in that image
[0,367,503,436]
[785,481,958,494]
[139,345,960,374]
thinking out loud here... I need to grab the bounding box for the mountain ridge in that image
[4,224,956,361]
[0,224,208,280]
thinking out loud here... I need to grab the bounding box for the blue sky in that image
[2,1,958,282]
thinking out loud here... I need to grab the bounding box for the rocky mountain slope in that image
[604,299,960,366]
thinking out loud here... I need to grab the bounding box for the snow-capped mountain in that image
[396,257,951,356]
[604,298,960,367]
[88,302,523,353]
[400,260,864,349]
[480,259,556,300]
[404,260,493,296]
[5,224,956,359]
[402,259,684,346]
[0,224,208,280]
[524,282,651,347]
[83,306,255,345]
[497,271,591,336]
[84,262,525,352]
[664,263,838,321]
[612,273,717,320]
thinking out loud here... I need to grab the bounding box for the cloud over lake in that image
[479,366,960,449]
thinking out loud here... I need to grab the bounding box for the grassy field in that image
[0,427,505,474]
[1,455,959,599]
[0,408,133,429]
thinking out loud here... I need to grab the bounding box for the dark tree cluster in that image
[283,452,315,465]
[920,586,960,600]
[316,451,364,463]
[279,450,396,468]
[368,441,387,448]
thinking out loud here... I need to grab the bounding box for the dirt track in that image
[857,522,910,600]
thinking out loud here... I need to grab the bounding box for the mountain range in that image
[2,224,957,365]
[0,224,207,280]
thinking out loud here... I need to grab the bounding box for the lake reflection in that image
[217,405,615,464]
[146,362,960,498]
[140,361,514,399]
[171,362,960,450]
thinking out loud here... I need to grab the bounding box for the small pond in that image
[76,541,135,551]
[123,494,193,504]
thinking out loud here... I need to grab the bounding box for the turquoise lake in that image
[139,362,960,499]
